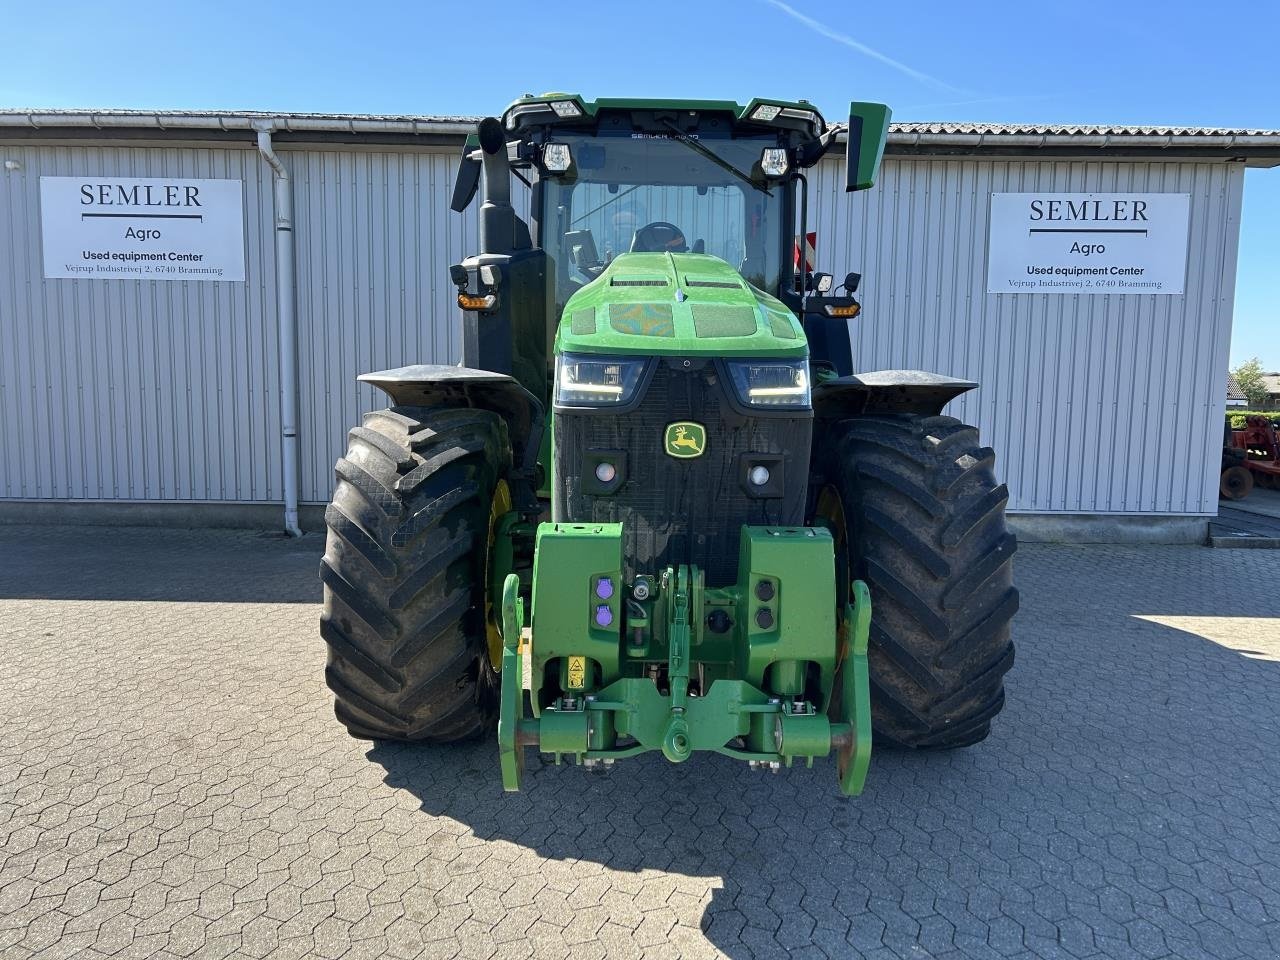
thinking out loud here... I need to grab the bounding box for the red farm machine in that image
[1221,415,1280,500]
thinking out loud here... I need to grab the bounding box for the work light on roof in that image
[778,107,819,126]
[542,142,572,173]
[760,148,789,177]
[750,103,782,122]
[550,100,583,118]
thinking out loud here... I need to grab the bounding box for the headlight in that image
[726,359,811,408]
[555,353,647,407]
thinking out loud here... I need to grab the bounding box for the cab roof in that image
[502,93,828,139]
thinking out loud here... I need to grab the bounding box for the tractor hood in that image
[556,253,807,358]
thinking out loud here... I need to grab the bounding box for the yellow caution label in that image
[566,656,586,690]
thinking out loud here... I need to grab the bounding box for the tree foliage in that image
[1232,357,1270,407]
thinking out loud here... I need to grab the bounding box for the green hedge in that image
[1226,410,1279,429]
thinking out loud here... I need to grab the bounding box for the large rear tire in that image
[320,406,510,742]
[815,414,1017,749]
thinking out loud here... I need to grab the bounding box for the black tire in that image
[815,414,1017,749]
[320,405,510,742]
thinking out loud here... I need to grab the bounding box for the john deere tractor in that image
[319,95,1016,795]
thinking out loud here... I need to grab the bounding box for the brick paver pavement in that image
[1,525,1278,959]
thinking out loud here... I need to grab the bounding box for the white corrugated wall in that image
[0,138,1242,516]
[0,142,279,502]
[293,148,472,503]
[810,158,1244,515]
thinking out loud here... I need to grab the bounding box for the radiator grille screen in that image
[553,360,811,587]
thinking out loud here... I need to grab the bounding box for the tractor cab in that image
[448,95,891,404]
[512,96,820,313]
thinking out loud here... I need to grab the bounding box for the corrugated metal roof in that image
[894,121,1279,137]
[1,109,1274,137]
[0,108,479,136]
[0,108,481,123]
[2,108,1279,155]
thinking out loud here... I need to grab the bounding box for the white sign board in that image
[40,177,246,281]
[987,192,1190,295]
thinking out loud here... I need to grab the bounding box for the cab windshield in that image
[539,132,788,311]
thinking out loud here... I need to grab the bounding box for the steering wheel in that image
[631,221,688,253]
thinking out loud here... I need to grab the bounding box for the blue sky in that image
[4,0,1276,369]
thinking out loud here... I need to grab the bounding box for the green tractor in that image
[319,94,1016,795]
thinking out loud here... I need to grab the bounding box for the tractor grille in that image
[553,359,811,587]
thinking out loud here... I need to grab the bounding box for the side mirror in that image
[450,134,482,213]
[845,102,891,192]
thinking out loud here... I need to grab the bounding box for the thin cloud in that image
[762,0,969,95]
[897,94,1060,112]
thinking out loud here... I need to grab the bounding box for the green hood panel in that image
[557,253,806,358]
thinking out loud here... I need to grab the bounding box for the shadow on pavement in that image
[0,524,321,603]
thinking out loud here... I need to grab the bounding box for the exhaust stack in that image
[477,117,519,255]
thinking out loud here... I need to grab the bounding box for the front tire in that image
[320,406,510,742]
[816,414,1017,749]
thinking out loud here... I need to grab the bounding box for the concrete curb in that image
[1209,533,1280,549]
[1007,513,1209,545]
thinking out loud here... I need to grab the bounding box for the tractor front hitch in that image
[496,528,873,796]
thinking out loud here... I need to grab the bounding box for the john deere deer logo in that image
[664,422,706,459]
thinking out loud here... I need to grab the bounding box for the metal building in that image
[2,109,1277,539]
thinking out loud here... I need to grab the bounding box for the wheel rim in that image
[484,479,513,671]
[1221,466,1253,500]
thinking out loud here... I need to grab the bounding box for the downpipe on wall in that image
[253,122,303,538]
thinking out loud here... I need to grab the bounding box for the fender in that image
[359,364,544,513]
[813,369,977,419]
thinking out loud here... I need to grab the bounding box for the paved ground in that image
[1214,487,1280,545]
[1232,487,1280,521]
[1,525,1279,960]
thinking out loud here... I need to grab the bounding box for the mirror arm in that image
[796,124,842,168]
